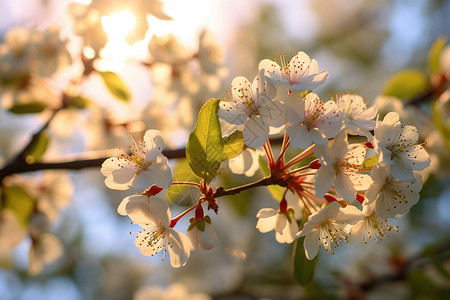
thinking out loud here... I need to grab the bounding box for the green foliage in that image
[431,101,450,150]
[361,155,378,169]
[382,69,429,100]
[258,156,285,201]
[69,95,92,109]
[428,36,447,73]
[166,158,201,205]
[25,132,50,163]
[292,237,318,285]
[99,71,131,102]
[186,98,224,183]
[222,130,245,160]
[4,185,36,227]
[8,102,47,114]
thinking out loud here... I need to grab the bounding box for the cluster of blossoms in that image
[0,25,71,110]
[102,51,430,266]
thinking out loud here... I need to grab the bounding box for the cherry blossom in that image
[256,199,299,244]
[101,130,173,191]
[314,132,372,201]
[350,200,398,244]
[126,196,192,267]
[336,93,377,140]
[187,215,219,250]
[259,51,328,92]
[217,70,286,148]
[286,92,344,149]
[365,162,423,219]
[373,112,430,181]
[297,201,363,259]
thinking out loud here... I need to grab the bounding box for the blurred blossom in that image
[228,148,263,177]
[0,25,70,109]
[28,233,64,276]
[133,283,211,300]
[0,210,26,262]
[34,172,74,222]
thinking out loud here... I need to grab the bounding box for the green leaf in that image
[292,237,318,285]
[431,100,450,150]
[222,130,245,160]
[99,71,131,102]
[258,156,285,201]
[70,95,92,109]
[166,158,201,205]
[8,102,47,114]
[186,98,224,183]
[382,69,429,100]
[362,155,378,169]
[4,185,36,227]
[195,220,206,231]
[25,132,50,163]
[428,36,447,73]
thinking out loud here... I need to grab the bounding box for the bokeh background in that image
[1,0,450,299]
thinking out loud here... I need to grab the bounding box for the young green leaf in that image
[25,132,50,163]
[382,69,429,100]
[292,237,318,285]
[8,102,47,114]
[362,155,378,169]
[428,36,447,74]
[99,71,131,102]
[222,130,245,160]
[166,158,201,205]
[4,185,36,227]
[186,98,224,183]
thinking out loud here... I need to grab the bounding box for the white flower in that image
[336,93,377,140]
[374,112,430,181]
[256,206,299,244]
[101,130,173,191]
[227,148,263,177]
[350,200,398,244]
[28,233,63,276]
[126,196,192,267]
[297,201,363,259]
[259,51,328,92]
[286,92,344,149]
[314,132,372,201]
[217,70,286,148]
[35,172,73,221]
[365,162,423,219]
[187,215,219,250]
[134,283,211,300]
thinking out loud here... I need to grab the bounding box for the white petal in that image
[256,214,277,233]
[143,130,165,160]
[167,229,191,267]
[118,195,147,216]
[314,165,335,198]
[126,198,158,225]
[148,197,171,227]
[334,205,364,225]
[256,208,278,218]
[243,115,269,148]
[187,227,199,250]
[304,229,320,260]
[276,218,299,244]
[274,213,287,234]
[198,223,219,250]
[286,123,312,149]
[217,101,248,125]
[259,101,286,127]
[334,172,357,201]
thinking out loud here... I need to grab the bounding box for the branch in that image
[0,135,284,181]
